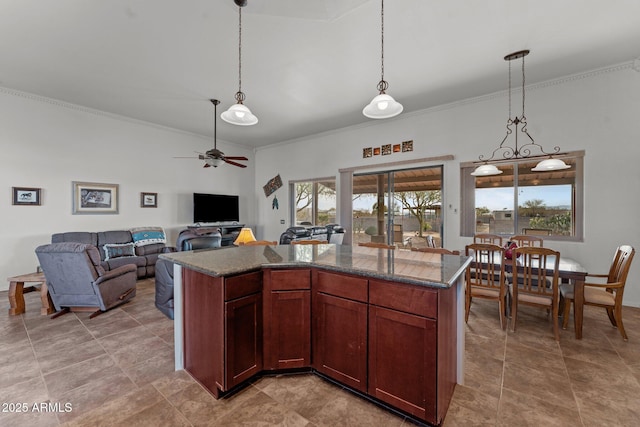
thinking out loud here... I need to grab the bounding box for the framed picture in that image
[12,187,41,206]
[363,147,373,158]
[381,144,392,155]
[140,192,158,208]
[402,140,414,152]
[72,181,119,214]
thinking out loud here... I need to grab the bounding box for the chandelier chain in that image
[380,0,385,82]
[508,57,512,119]
[521,52,526,117]
[238,6,242,96]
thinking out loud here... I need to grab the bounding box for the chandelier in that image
[221,0,258,126]
[471,50,570,176]
[362,0,403,119]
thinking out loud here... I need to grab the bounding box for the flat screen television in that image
[193,193,239,224]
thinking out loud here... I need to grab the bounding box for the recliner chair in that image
[35,242,137,319]
[155,258,174,319]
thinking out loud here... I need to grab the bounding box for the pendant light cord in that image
[237,6,243,99]
[521,53,526,118]
[380,0,385,83]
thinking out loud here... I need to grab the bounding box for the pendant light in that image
[471,50,570,176]
[362,0,403,119]
[221,0,258,126]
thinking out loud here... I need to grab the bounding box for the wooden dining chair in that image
[244,240,278,246]
[560,245,635,341]
[510,246,561,341]
[510,234,543,247]
[465,243,508,329]
[358,242,396,249]
[291,239,328,245]
[412,247,460,255]
[473,233,503,246]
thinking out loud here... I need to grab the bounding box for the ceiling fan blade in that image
[223,156,249,161]
[203,163,211,168]
[224,159,247,168]
[173,156,199,159]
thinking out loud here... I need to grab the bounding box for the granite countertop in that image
[161,244,471,289]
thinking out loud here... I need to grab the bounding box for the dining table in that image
[469,252,588,339]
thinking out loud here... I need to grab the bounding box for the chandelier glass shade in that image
[471,50,570,176]
[222,2,258,126]
[363,0,403,119]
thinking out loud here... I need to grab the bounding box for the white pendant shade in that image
[221,103,258,126]
[471,164,503,176]
[363,93,403,119]
[531,158,571,171]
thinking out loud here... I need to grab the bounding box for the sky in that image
[476,185,572,211]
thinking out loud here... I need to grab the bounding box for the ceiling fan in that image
[177,99,249,169]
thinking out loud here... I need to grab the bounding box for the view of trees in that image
[394,191,441,237]
[295,182,335,225]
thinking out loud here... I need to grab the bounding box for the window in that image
[290,178,336,226]
[461,153,583,241]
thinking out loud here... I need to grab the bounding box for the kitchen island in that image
[161,244,470,426]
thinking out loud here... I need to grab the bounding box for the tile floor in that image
[1,279,640,426]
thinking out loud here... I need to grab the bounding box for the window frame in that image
[289,177,337,226]
[460,151,584,242]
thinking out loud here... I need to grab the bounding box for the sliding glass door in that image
[352,166,443,248]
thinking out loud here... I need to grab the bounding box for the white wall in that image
[254,63,640,307]
[0,90,255,291]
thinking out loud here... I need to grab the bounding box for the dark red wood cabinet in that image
[312,270,368,393]
[368,279,457,425]
[183,269,262,397]
[263,269,311,370]
[182,266,458,425]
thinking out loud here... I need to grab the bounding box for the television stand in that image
[189,223,245,247]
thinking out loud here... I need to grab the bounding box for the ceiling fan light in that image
[206,157,223,168]
[221,103,258,126]
[363,94,403,119]
[532,158,571,171]
[471,164,503,176]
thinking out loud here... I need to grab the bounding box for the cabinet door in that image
[226,292,263,389]
[368,305,437,423]
[313,292,367,392]
[265,290,311,369]
[263,269,311,370]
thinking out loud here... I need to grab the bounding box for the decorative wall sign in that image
[402,140,414,152]
[381,144,392,155]
[393,144,401,153]
[12,187,41,205]
[263,174,283,197]
[363,147,373,158]
[373,147,381,155]
[72,181,119,214]
[140,192,157,208]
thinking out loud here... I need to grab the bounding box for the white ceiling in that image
[2,0,639,149]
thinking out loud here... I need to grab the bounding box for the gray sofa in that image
[52,228,175,279]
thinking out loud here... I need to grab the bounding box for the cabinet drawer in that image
[315,270,368,303]
[225,271,262,301]
[269,269,311,290]
[369,279,437,319]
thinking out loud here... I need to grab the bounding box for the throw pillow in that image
[130,226,166,247]
[103,243,136,260]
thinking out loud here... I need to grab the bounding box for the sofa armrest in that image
[162,246,177,253]
[95,264,137,284]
